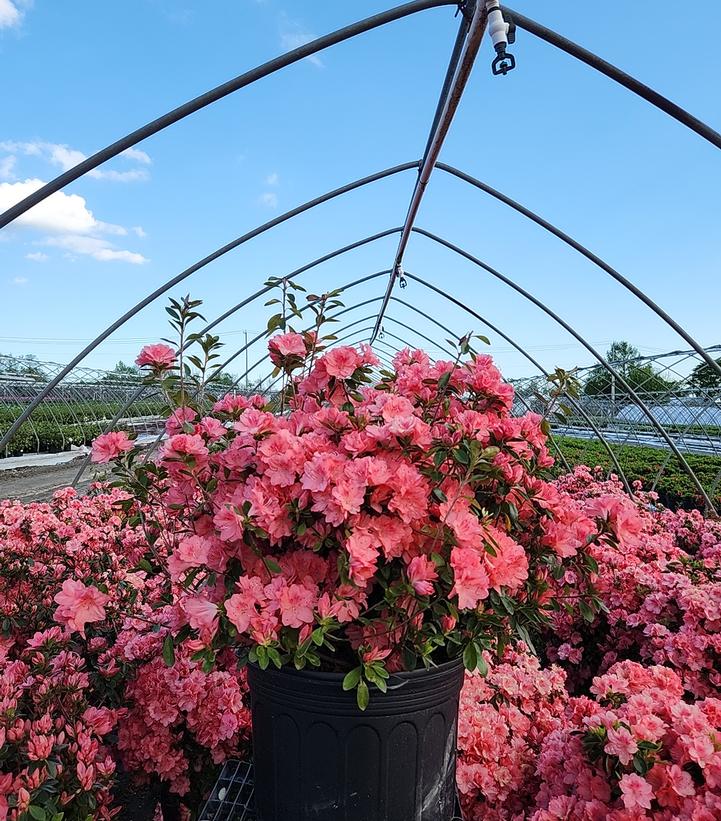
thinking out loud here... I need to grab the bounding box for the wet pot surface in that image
[248,659,464,821]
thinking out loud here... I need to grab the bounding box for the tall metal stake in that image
[369,0,488,343]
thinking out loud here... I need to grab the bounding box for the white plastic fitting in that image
[485,0,509,52]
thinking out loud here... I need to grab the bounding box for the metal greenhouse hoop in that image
[1,0,718,512]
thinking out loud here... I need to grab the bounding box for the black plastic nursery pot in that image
[247,658,465,821]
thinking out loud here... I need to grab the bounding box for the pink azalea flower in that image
[277,584,316,628]
[135,342,176,370]
[91,430,133,463]
[268,332,306,360]
[53,579,109,636]
[181,596,219,644]
[618,773,653,810]
[450,547,490,610]
[407,555,438,596]
[604,725,638,765]
[321,347,362,378]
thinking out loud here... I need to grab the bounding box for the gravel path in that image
[0,457,99,503]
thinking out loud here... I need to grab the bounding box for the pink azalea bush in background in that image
[0,487,252,818]
[544,466,721,698]
[0,489,141,819]
[457,466,721,820]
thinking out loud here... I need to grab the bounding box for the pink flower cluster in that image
[457,645,569,820]
[533,661,721,820]
[0,629,119,820]
[105,335,600,690]
[116,648,250,797]
[546,466,721,698]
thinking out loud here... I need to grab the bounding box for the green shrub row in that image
[1,421,106,458]
[0,399,165,427]
[554,436,721,511]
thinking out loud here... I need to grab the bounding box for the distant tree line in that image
[582,341,721,399]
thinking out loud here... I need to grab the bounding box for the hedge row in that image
[0,400,165,427]
[1,421,105,458]
[554,436,721,511]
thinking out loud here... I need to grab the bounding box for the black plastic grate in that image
[199,759,464,820]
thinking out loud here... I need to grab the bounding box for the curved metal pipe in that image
[406,231,715,511]
[434,165,721,380]
[1,162,419,453]
[0,1,455,229]
[504,6,721,151]
[72,228,405,469]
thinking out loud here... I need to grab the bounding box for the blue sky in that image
[1,0,719,380]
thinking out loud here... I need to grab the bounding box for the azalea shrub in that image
[0,486,252,817]
[544,466,721,698]
[0,488,142,819]
[3,292,721,820]
[100,294,604,708]
[458,651,721,820]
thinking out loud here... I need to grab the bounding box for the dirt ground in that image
[0,457,99,503]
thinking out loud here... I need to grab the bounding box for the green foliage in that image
[0,400,166,428]
[689,357,721,394]
[582,341,677,399]
[0,421,106,458]
[555,436,721,510]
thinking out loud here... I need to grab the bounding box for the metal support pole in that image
[370,0,488,343]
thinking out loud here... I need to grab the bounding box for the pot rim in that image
[248,655,464,684]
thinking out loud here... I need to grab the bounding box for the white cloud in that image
[44,235,147,265]
[25,251,48,262]
[265,172,279,186]
[132,225,147,238]
[0,178,148,264]
[0,155,16,180]
[280,29,324,68]
[258,191,278,208]
[0,178,99,233]
[12,276,28,285]
[0,0,22,29]
[121,148,151,165]
[0,140,151,182]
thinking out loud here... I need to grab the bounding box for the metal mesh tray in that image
[199,759,464,820]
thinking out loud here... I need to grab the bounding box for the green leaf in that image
[29,808,47,821]
[432,487,447,504]
[579,601,596,623]
[463,643,478,671]
[357,680,370,711]
[264,558,282,575]
[342,667,361,691]
[162,634,175,667]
